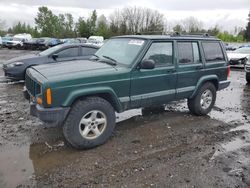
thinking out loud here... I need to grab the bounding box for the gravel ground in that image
[0,49,250,188]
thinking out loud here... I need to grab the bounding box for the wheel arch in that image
[62,87,123,112]
[190,75,219,99]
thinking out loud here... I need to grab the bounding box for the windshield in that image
[234,47,250,54]
[95,38,145,65]
[39,45,62,56]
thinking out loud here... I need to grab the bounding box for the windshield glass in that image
[234,47,250,54]
[39,45,62,56]
[95,38,145,65]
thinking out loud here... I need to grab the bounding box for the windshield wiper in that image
[103,55,117,63]
[90,54,100,60]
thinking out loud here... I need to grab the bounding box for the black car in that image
[23,38,39,50]
[36,38,63,50]
[3,43,99,80]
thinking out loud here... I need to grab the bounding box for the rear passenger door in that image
[176,41,203,99]
[201,41,227,81]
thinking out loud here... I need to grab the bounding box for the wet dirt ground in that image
[0,49,250,188]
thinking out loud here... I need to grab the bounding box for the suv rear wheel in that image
[188,82,216,116]
[63,97,116,149]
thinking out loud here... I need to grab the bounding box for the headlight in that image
[7,62,24,68]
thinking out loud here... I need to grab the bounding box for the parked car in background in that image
[2,36,13,47]
[6,33,32,49]
[37,38,62,50]
[224,43,237,51]
[227,47,250,68]
[87,36,104,46]
[2,43,99,80]
[62,38,81,44]
[23,38,38,50]
[239,44,250,48]
[77,38,87,43]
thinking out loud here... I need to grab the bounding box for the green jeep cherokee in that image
[25,35,230,149]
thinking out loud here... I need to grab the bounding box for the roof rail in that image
[170,32,215,38]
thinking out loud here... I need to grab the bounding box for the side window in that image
[81,47,97,56]
[143,42,173,67]
[177,42,201,64]
[202,42,224,62]
[57,47,79,58]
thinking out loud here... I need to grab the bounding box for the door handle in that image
[166,69,176,73]
[196,66,203,70]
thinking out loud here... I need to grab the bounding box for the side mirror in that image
[52,54,58,60]
[139,59,155,69]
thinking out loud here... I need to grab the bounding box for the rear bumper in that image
[30,103,70,127]
[218,80,230,90]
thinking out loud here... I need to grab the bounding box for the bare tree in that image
[0,19,6,30]
[109,7,164,35]
[181,17,204,33]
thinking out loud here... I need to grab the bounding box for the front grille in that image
[25,74,41,96]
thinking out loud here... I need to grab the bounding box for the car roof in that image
[60,43,100,49]
[113,35,220,41]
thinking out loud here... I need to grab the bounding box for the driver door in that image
[130,41,177,108]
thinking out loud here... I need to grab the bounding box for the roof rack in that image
[170,32,215,38]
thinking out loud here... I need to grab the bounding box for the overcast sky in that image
[0,0,249,33]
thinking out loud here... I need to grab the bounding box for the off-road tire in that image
[188,82,216,116]
[63,97,116,149]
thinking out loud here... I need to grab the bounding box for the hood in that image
[227,53,249,60]
[4,54,39,65]
[32,60,122,81]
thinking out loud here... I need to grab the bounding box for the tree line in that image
[0,6,249,42]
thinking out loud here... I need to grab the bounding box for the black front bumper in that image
[30,103,70,127]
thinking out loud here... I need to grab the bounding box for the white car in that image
[6,33,32,49]
[227,47,250,68]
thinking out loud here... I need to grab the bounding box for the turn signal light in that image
[36,97,43,105]
[46,88,52,105]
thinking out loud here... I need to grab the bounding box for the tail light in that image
[227,66,230,78]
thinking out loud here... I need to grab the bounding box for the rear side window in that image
[81,47,97,56]
[202,42,224,62]
[143,42,173,67]
[177,42,201,64]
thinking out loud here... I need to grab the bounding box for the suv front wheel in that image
[188,82,216,116]
[63,97,116,149]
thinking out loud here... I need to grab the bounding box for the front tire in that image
[188,82,216,116]
[63,97,116,149]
